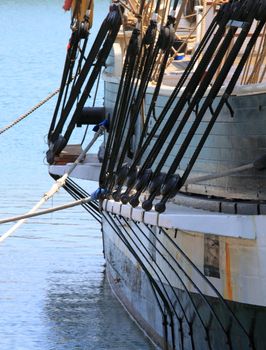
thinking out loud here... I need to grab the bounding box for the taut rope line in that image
[0,126,105,243]
[0,197,92,226]
[0,88,60,135]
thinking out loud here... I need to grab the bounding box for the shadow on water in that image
[45,268,156,350]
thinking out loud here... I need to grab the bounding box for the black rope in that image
[65,178,100,212]
[101,0,174,193]
[63,183,101,224]
[109,29,160,194]
[103,11,178,199]
[102,211,178,347]
[64,182,99,213]
[80,66,102,146]
[114,215,196,350]
[178,18,266,188]
[115,11,223,200]
[136,20,175,151]
[49,174,101,223]
[99,0,147,189]
[165,14,254,175]
[103,7,162,191]
[106,0,266,214]
[126,13,219,173]
[63,8,122,144]
[100,26,142,189]
[118,5,232,206]
[48,28,82,138]
[137,3,234,174]
[156,1,263,211]
[133,220,231,347]
[159,227,252,343]
[47,4,123,165]
[58,34,89,139]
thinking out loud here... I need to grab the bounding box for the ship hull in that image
[48,39,266,350]
[102,213,266,350]
[45,4,266,349]
[96,71,266,348]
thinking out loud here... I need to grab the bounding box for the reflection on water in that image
[0,1,155,349]
[0,224,155,349]
[45,270,155,350]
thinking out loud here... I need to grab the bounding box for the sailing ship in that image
[46,0,266,348]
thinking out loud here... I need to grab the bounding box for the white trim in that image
[103,199,259,239]
[102,71,266,98]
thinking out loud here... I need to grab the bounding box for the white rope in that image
[186,163,253,184]
[0,88,60,135]
[0,126,104,243]
[0,197,92,229]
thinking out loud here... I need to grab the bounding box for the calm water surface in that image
[0,1,155,349]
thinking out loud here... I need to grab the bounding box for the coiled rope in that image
[0,87,60,135]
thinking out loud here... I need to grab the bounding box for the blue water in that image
[0,1,155,349]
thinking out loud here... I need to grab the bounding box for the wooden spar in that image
[127,0,138,15]
[71,0,94,26]
[0,126,104,242]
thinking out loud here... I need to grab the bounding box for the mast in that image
[63,0,94,27]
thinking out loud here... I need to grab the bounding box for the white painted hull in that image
[49,42,266,350]
[102,207,266,349]
[99,72,266,348]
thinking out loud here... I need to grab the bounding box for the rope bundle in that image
[101,0,266,213]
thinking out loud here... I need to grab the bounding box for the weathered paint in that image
[103,215,266,350]
[225,240,233,301]
[204,235,220,278]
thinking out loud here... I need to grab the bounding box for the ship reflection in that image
[44,268,155,349]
